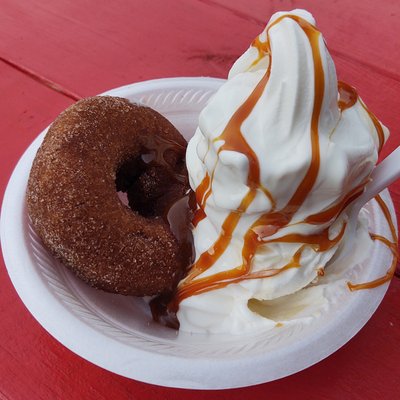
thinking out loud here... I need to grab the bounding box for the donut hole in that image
[115,154,188,219]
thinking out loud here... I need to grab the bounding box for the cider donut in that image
[27,96,191,296]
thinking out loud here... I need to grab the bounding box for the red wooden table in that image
[1,1,399,398]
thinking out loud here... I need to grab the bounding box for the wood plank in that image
[0,63,74,206]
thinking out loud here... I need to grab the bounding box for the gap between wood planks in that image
[0,55,82,101]
[0,390,11,400]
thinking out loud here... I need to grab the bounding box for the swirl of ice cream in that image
[176,9,389,334]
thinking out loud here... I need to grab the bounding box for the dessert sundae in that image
[168,9,396,333]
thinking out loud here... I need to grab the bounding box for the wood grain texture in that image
[0,0,399,399]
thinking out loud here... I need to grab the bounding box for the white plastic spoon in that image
[329,146,400,267]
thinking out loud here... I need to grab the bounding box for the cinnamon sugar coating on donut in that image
[27,96,191,296]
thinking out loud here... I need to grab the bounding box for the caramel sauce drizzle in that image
[264,223,346,252]
[176,246,305,302]
[338,81,385,151]
[192,172,211,227]
[304,181,366,225]
[338,81,358,111]
[167,15,394,313]
[185,189,257,284]
[213,68,276,207]
[250,35,270,68]
[371,233,398,254]
[348,194,398,291]
[195,172,211,204]
[374,195,397,245]
[361,102,385,153]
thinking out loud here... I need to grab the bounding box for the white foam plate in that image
[0,77,396,389]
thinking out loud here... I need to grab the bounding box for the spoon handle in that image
[356,146,400,207]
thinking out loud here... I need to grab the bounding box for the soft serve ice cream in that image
[173,9,389,333]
